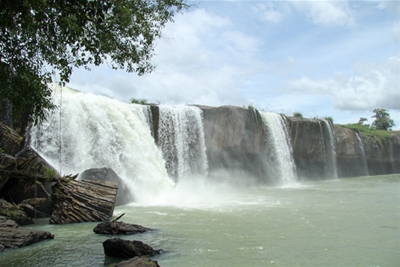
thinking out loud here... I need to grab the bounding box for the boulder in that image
[94,220,152,235]
[0,215,54,250]
[103,238,161,258]
[112,256,161,267]
[0,199,33,225]
[50,177,118,224]
[79,168,133,205]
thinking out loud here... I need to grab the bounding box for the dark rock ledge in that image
[0,215,54,251]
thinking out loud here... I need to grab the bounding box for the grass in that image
[339,123,393,139]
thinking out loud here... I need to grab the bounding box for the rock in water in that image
[103,238,161,258]
[94,220,152,235]
[0,216,54,249]
[112,256,161,267]
[50,177,118,224]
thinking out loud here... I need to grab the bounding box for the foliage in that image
[324,116,334,124]
[1,0,187,124]
[293,112,303,119]
[247,104,255,110]
[131,98,148,105]
[340,123,392,139]
[357,117,368,125]
[44,167,57,182]
[371,108,395,131]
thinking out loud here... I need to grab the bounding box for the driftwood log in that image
[0,215,54,250]
[50,177,118,224]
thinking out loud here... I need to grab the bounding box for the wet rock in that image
[94,220,152,235]
[103,238,161,258]
[0,199,33,225]
[112,256,161,267]
[50,177,118,224]
[0,215,54,250]
[80,167,133,205]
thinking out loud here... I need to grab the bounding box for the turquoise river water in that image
[1,175,399,267]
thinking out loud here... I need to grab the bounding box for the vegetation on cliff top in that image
[339,108,397,139]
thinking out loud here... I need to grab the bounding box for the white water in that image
[158,105,208,181]
[355,132,369,176]
[30,85,174,204]
[321,120,338,179]
[260,112,297,185]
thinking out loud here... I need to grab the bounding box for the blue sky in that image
[67,0,400,129]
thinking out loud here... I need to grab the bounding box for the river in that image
[2,174,399,267]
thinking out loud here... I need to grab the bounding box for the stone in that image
[103,238,161,258]
[0,215,54,250]
[94,220,152,235]
[79,167,133,205]
[0,199,33,225]
[112,256,160,267]
[50,177,118,224]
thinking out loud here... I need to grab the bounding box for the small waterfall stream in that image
[355,132,369,176]
[260,112,297,185]
[30,86,174,203]
[320,120,338,179]
[158,105,208,181]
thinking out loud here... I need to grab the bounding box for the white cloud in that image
[293,1,355,27]
[253,2,289,23]
[393,21,400,42]
[69,8,264,107]
[286,57,400,111]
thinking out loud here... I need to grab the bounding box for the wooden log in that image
[50,178,118,224]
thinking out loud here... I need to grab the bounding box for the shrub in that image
[131,98,148,105]
[293,112,303,119]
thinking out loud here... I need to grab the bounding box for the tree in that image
[357,117,368,125]
[0,0,187,124]
[371,108,395,130]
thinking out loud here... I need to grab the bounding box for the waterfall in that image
[30,85,174,203]
[355,132,369,176]
[320,120,338,179]
[158,105,208,181]
[260,112,297,185]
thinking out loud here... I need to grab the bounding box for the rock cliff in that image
[148,105,399,181]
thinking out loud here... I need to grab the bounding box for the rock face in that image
[50,177,118,224]
[200,106,270,181]
[80,168,133,205]
[103,238,161,258]
[287,118,332,179]
[198,107,400,180]
[0,215,54,250]
[0,199,33,225]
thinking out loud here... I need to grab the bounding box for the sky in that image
[67,0,400,129]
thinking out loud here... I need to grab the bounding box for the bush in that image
[131,98,148,105]
[293,112,303,119]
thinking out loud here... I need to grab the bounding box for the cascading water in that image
[30,85,174,203]
[158,105,208,181]
[260,111,297,185]
[355,132,369,176]
[320,120,338,179]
